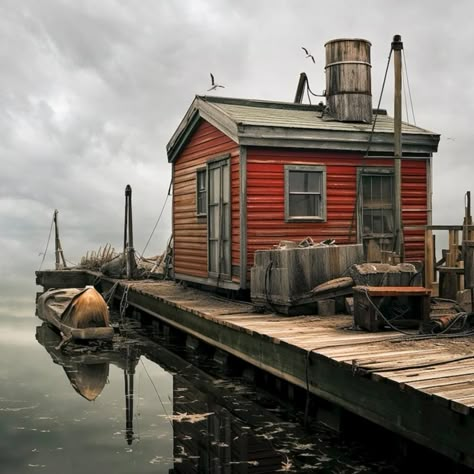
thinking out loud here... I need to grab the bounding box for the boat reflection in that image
[35,323,139,445]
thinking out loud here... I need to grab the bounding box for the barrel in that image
[325,38,372,123]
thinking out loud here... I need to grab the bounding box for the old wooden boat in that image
[37,286,114,342]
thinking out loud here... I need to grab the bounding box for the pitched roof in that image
[167,95,440,162]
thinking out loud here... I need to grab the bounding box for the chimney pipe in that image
[324,38,372,122]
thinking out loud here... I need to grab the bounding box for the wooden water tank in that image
[325,38,372,123]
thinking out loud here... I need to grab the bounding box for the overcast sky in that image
[2,0,472,316]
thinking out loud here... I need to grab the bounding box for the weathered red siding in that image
[246,147,428,271]
[401,159,428,261]
[173,120,239,280]
[231,153,240,282]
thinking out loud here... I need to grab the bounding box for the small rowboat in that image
[37,286,114,344]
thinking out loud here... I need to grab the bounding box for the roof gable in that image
[167,95,440,162]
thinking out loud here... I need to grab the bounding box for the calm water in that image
[0,308,404,473]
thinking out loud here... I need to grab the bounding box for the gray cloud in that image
[1,0,473,311]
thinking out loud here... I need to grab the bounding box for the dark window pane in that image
[197,170,207,214]
[289,194,321,217]
[362,175,393,206]
[289,171,321,193]
[381,176,392,202]
[197,170,206,191]
[197,192,206,214]
[363,208,394,234]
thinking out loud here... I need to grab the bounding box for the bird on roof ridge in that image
[208,73,225,91]
[302,47,315,63]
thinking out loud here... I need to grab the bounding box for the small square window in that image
[196,169,207,216]
[285,165,326,221]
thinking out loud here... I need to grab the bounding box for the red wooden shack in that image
[167,39,440,291]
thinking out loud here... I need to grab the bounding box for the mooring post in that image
[392,34,404,262]
[124,185,136,279]
[53,209,67,270]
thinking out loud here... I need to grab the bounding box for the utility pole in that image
[53,209,67,270]
[392,35,404,261]
[123,185,136,279]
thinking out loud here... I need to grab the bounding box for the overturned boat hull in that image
[37,286,114,341]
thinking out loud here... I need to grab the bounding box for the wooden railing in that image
[405,225,474,297]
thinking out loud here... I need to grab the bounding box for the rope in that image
[361,287,417,336]
[306,78,325,97]
[139,358,173,428]
[119,284,131,324]
[38,213,55,270]
[402,64,410,123]
[104,281,119,306]
[402,49,417,126]
[140,179,172,259]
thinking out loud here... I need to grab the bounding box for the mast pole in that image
[392,35,404,261]
[54,209,67,270]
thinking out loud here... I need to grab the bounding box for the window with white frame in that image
[285,165,326,221]
[196,168,207,216]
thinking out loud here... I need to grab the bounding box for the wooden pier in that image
[36,270,474,469]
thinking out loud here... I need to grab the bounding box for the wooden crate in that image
[353,286,431,332]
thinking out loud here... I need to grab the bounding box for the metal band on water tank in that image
[325,61,372,69]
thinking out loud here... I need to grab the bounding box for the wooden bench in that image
[353,286,432,332]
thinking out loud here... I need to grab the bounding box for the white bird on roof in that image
[208,73,225,91]
[302,47,315,63]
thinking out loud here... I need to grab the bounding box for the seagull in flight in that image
[302,47,315,63]
[208,73,225,91]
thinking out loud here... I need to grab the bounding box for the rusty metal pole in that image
[124,185,136,279]
[392,35,404,261]
[294,72,307,104]
[463,191,472,242]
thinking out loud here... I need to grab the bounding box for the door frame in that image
[356,166,395,259]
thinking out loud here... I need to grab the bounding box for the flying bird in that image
[302,47,315,63]
[208,73,225,91]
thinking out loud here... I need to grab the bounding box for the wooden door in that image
[208,158,231,278]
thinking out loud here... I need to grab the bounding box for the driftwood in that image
[80,243,117,270]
